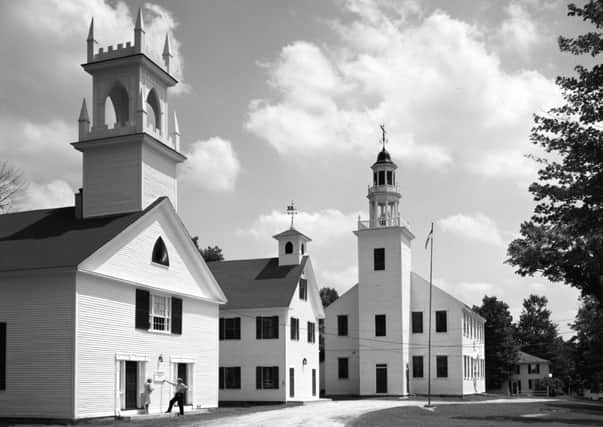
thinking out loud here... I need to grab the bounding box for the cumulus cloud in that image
[240,208,363,243]
[246,0,559,179]
[497,2,543,57]
[181,137,240,192]
[320,265,358,294]
[438,213,505,246]
[15,179,74,211]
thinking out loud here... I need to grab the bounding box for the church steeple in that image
[72,8,186,219]
[362,125,403,229]
[273,202,311,266]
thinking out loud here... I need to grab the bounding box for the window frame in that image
[307,321,315,343]
[412,355,424,378]
[375,314,386,337]
[151,237,169,267]
[338,357,349,379]
[435,310,447,333]
[219,317,241,340]
[219,366,241,389]
[299,279,308,301]
[149,293,171,333]
[256,316,279,339]
[373,248,385,271]
[256,366,279,389]
[411,311,423,334]
[337,315,348,336]
[290,317,299,341]
[436,355,448,378]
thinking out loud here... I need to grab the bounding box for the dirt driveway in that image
[182,398,555,427]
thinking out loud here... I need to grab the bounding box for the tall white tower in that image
[73,10,185,218]
[353,128,414,395]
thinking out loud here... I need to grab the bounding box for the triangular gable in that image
[79,198,226,304]
[288,257,325,319]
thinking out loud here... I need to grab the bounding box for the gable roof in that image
[0,198,162,272]
[207,256,308,310]
[518,351,550,364]
[272,227,312,242]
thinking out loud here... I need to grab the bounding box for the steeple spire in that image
[162,33,173,72]
[78,98,90,140]
[170,111,180,151]
[86,18,95,62]
[134,8,145,53]
[379,123,387,151]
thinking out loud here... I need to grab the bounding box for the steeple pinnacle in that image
[78,98,90,140]
[162,33,173,72]
[78,98,89,122]
[170,111,181,151]
[134,8,145,53]
[86,18,95,62]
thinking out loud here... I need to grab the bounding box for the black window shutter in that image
[235,318,241,339]
[273,366,279,389]
[0,323,5,390]
[272,316,279,339]
[171,297,182,334]
[256,317,262,339]
[135,289,150,330]
[256,367,262,389]
[219,367,224,389]
[219,318,225,340]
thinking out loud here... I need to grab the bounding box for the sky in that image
[0,0,592,334]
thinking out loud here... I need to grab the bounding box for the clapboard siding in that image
[76,272,219,417]
[0,271,75,418]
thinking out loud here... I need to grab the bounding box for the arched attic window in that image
[152,237,169,267]
[285,241,293,254]
[146,88,161,131]
[105,82,129,128]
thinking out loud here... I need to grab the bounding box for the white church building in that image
[324,144,486,397]
[208,219,325,403]
[0,11,226,420]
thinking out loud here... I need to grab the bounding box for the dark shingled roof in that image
[0,199,162,272]
[207,256,308,310]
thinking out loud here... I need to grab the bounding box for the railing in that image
[367,184,400,194]
[357,216,411,230]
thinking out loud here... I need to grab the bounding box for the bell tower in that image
[73,9,186,218]
[273,202,311,266]
[353,126,414,396]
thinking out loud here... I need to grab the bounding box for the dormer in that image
[273,228,311,266]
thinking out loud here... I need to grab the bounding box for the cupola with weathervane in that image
[73,9,185,218]
[273,202,311,266]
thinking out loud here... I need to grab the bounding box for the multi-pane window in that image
[307,321,316,343]
[337,315,348,336]
[256,316,279,339]
[219,367,241,389]
[299,279,308,301]
[435,310,447,332]
[374,248,385,271]
[375,314,386,336]
[256,366,279,389]
[338,358,349,379]
[386,171,393,185]
[528,363,540,374]
[290,317,299,340]
[378,170,385,185]
[412,356,423,378]
[219,317,241,340]
[150,294,171,332]
[412,311,423,333]
[436,355,448,378]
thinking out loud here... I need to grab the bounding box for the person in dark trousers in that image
[164,378,188,416]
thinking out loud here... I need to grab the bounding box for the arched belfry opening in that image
[285,241,293,254]
[146,88,161,131]
[152,237,169,267]
[105,82,130,128]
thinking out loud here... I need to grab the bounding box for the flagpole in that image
[427,222,434,408]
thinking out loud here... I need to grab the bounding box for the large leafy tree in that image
[199,245,224,262]
[570,296,603,390]
[507,1,603,304]
[473,296,518,391]
[319,287,339,308]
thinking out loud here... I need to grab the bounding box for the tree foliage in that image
[506,0,603,304]
[473,296,518,390]
[570,296,603,390]
[0,161,26,213]
[319,287,339,308]
[199,245,224,262]
[515,294,559,359]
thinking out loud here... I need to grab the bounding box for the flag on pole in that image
[425,223,434,250]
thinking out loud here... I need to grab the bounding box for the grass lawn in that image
[350,399,603,427]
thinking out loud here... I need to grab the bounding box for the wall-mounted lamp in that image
[158,354,164,363]
[302,358,308,366]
